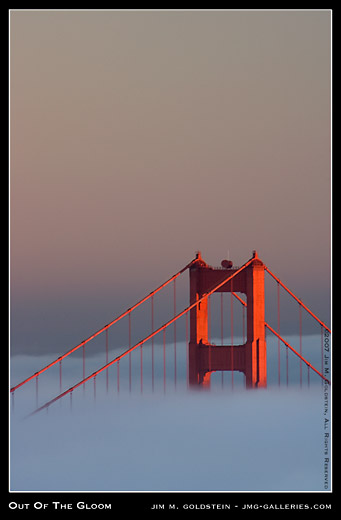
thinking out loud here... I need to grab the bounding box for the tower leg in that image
[245,259,267,387]
[189,268,208,344]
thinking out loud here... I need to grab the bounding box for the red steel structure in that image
[10,259,193,394]
[10,251,331,415]
[188,250,267,388]
[188,251,330,388]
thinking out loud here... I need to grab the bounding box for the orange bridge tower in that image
[188,251,267,388]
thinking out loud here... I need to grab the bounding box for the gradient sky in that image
[10,9,331,355]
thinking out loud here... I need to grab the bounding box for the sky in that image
[10,9,331,356]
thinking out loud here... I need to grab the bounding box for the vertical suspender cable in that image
[82,344,86,395]
[36,376,38,408]
[321,326,324,386]
[186,309,188,345]
[140,342,143,394]
[129,312,131,393]
[59,360,62,392]
[174,279,177,388]
[106,329,109,393]
[209,342,212,373]
[231,280,234,389]
[220,294,224,387]
[231,280,234,347]
[299,303,302,387]
[151,295,154,392]
[163,328,166,394]
[186,312,189,388]
[277,281,280,386]
[208,294,211,376]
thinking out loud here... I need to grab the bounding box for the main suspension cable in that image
[11,258,195,393]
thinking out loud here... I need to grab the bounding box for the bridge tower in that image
[188,251,267,388]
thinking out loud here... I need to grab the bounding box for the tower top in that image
[191,251,208,269]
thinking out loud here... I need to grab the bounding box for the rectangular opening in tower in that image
[208,291,247,346]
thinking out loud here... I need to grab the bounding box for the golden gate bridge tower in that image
[10,250,330,416]
[188,250,266,388]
